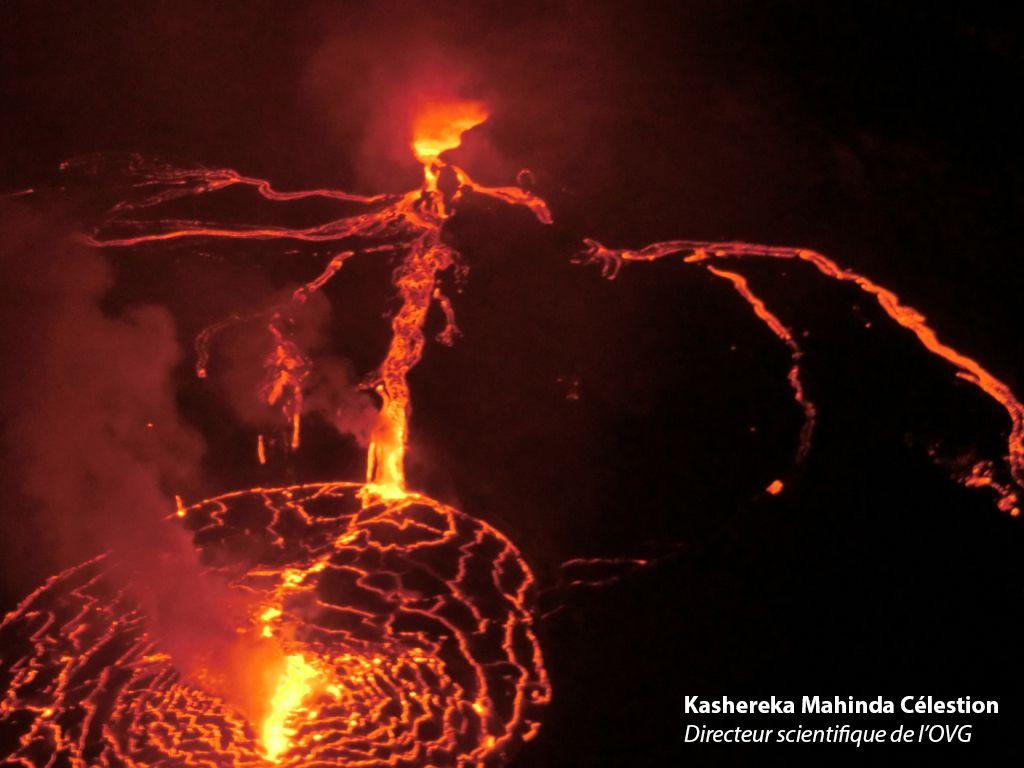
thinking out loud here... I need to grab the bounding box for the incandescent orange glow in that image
[6,112,555,765]
[0,484,551,766]
[579,237,1024,514]
[261,653,319,762]
[7,93,1024,768]
[89,103,549,502]
[411,99,489,164]
[705,266,815,464]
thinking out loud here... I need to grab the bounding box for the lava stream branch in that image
[578,237,1023,515]
[16,95,1020,768]
[62,155,393,212]
[88,150,550,494]
[704,265,816,466]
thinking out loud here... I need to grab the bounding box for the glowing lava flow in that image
[577,237,1024,515]
[82,101,1024,513]
[4,95,1024,768]
[87,100,550,494]
[262,654,318,763]
[0,101,553,767]
[412,99,489,165]
[0,484,551,767]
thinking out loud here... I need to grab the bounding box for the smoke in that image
[211,287,378,450]
[306,355,378,447]
[302,1,512,190]
[0,202,194,562]
[0,199,249,676]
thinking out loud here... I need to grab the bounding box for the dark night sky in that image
[2,1,1024,764]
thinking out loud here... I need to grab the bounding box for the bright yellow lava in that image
[262,654,319,762]
[411,99,489,164]
[260,607,282,638]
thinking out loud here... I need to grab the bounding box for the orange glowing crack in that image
[0,484,551,767]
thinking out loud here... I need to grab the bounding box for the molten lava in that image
[262,654,319,763]
[577,237,1024,514]
[411,99,489,165]
[0,484,550,766]
[3,95,1024,768]
[87,98,549,502]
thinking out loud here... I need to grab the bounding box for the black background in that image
[3,1,1024,764]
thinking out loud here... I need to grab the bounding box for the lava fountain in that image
[3,96,1024,768]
